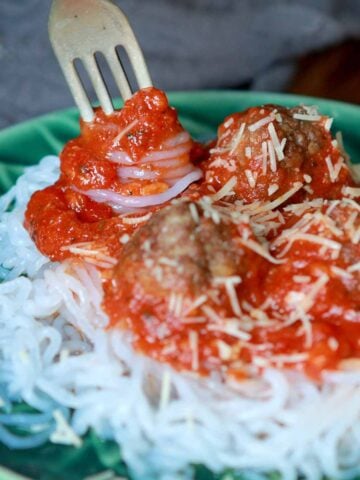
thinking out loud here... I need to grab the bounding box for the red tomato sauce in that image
[24,88,360,381]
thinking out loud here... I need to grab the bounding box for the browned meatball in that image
[103,198,268,373]
[107,201,244,307]
[103,197,269,328]
[204,104,356,203]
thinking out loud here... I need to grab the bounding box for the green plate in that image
[0,91,359,480]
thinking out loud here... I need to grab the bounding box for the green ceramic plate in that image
[0,91,359,480]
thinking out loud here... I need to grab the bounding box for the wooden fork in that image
[49,0,152,122]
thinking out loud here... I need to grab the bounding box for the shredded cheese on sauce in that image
[229,122,246,155]
[268,122,284,161]
[292,113,321,122]
[268,184,279,196]
[121,212,153,224]
[284,274,330,346]
[325,156,344,183]
[214,276,242,317]
[223,117,234,128]
[342,186,360,198]
[208,323,251,341]
[61,242,117,268]
[261,141,268,175]
[267,139,277,172]
[183,295,208,316]
[211,176,237,201]
[276,233,342,258]
[245,169,258,188]
[248,114,275,132]
[189,330,199,370]
[324,117,333,131]
[244,182,303,215]
[189,203,200,223]
[238,237,284,264]
[348,262,360,273]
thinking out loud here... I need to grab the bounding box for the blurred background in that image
[0,0,359,129]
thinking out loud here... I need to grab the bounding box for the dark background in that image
[0,0,359,130]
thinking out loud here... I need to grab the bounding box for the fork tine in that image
[104,49,132,101]
[109,6,152,92]
[82,55,114,115]
[62,61,94,122]
[123,43,152,91]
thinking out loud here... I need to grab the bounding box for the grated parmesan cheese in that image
[276,233,342,258]
[339,358,360,371]
[229,123,246,155]
[50,410,82,447]
[325,156,344,183]
[246,182,303,216]
[208,323,251,341]
[331,266,353,279]
[159,257,178,267]
[119,233,130,244]
[189,203,200,223]
[248,115,274,132]
[293,113,321,122]
[267,139,277,172]
[217,340,233,360]
[211,176,237,201]
[245,146,252,159]
[268,184,279,196]
[268,123,284,161]
[62,242,117,268]
[121,212,152,225]
[328,337,339,351]
[183,294,208,316]
[324,118,333,131]
[293,275,311,283]
[239,237,284,264]
[214,276,242,317]
[348,262,360,273]
[261,141,268,175]
[188,330,199,371]
[201,304,222,323]
[223,117,234,128]
[342,186,360,198]
[245,169,258,188]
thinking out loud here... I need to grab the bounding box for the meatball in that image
[103,199,267,373]
[263,199,360,323]
[204,104,356,203]
[106,200,246,314]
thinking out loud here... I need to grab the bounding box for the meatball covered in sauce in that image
[249,199,360,378]
[104,199,266,374]
[265,199,360,321]
[204,105,356,203]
